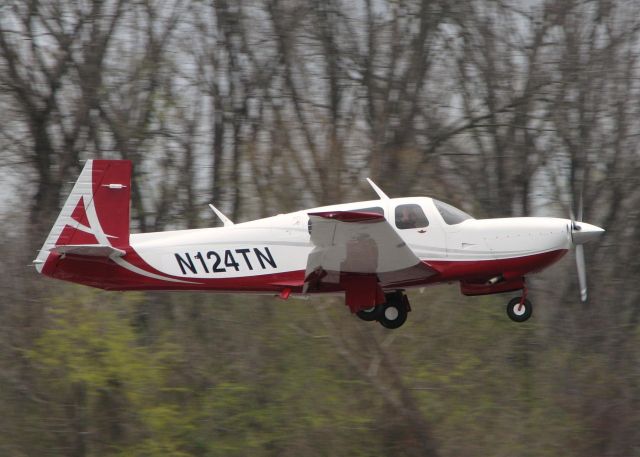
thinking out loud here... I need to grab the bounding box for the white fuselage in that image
[130,197,573,283]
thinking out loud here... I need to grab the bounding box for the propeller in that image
[575,244,587,302]
[569,189,603,302]
[571,189,587,303]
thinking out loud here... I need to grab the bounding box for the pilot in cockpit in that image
[397,206,419,229]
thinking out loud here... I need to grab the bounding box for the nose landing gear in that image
[506,284,532,322]
[506,296,532,322]
[356,291,410,329]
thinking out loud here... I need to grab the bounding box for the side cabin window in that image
[395,204,429,229]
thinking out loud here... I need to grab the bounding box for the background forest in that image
[1,0,639,456]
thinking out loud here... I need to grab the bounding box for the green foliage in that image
[21,288,382,457]
[405,288,593,457]
[160,293,379,457]
[27,287,192,457]
[1,275,637,457]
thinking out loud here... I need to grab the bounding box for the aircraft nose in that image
[571,221,605,244]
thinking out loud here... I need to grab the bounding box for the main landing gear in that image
[506,285,532,322]
[356,291,410,329]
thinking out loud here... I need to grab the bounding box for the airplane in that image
[34,159,605,329]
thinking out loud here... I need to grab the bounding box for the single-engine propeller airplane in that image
[34,160,604,329]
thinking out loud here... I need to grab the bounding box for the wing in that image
[304,211,438,292]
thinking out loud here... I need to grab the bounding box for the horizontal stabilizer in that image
[50,244,126,258]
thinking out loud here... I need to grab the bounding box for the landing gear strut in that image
[356,291,410,329]
[506,285,532,322]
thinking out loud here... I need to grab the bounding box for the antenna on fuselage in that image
[366,178,390,200]
[208,204,234,227]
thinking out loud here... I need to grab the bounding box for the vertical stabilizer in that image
[34,160,132,273]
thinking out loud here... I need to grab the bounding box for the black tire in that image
[378,302,408,329]
[506,297,532,322]
[356,305,382,322]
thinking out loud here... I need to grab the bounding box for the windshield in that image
[433,199,474,225]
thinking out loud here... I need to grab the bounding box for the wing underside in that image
[304,211,438,310]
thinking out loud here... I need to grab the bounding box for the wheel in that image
[506,297,532,322]
[356,305,382,321]
[378,301,408,329]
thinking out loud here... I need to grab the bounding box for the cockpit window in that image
[433,199,474,225]
[395,204,429,229]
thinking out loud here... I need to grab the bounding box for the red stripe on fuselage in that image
[47,252,308,292]
[43,248,568,294]
[427,249,568,283]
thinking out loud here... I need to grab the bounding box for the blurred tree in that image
[0,0,127,241]
[1,0,639,456]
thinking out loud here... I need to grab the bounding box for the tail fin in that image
[34,160,132,273]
